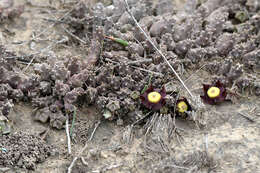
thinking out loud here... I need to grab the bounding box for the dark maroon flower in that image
[200,80,227,105]
[176,97,192,117]
[140,85,166,111]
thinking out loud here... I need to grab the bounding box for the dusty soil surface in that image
[0,0,260,173]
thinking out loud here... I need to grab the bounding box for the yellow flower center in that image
[147,91,161,103]
[207,87,220,98]
[177,101,188,113]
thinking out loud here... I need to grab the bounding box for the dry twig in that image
[104,57,164,77]
[40,127,50,140]
[66,115,72,155]
[238,111,255,122]
[131,111,152,127]
[61,25,87,44]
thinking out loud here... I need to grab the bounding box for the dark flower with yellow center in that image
[176,98,192,117]
[200,80,227,105]
[140,85,166,110]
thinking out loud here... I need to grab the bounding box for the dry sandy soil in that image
[0,0,260,173]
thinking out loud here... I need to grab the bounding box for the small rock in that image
[103,109,112,119]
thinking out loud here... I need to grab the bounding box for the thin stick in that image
[163,164,190,170]
[61,25,87,44]
[144,113,158,136]
[104,57,163,77]
[123,0,194,98]
[169,93,179,138]
[80,157,88,166]
[130,65,163,77]
[89,120,101,141]
[67,120,101,173]
[40,126,50,140]
[70,108,77,137]
[66,115,72,155]
[22,55,36,72]
[204,133,208,154]
[132,111,152,126]
[126,59,152,65]
[68,157,77,173]
[238,112,255,122]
